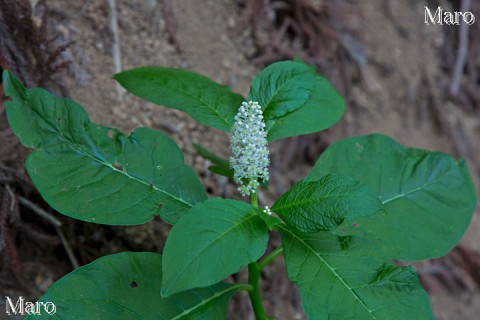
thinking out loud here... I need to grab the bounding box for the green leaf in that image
[307,133,477,260]
[207,165,233,178]
[272,173,384,233]
[257,212,282,230]
[3,70,207,225]
[248,61,345,141]
[114,67,245,132]
[248,60,318,119]
[161,198,268,296]
[26,252,247,319]
[279,225,434,320]
[193,143,234,179]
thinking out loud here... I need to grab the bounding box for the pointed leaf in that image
[272,173,385,232]
[307,133,477,260]
[162,198,268,296]
[279,225,434,320]
[3,71,207,225]
[248,61,344,141]
[114,67,245,132]
[248,60,318,119]
[193,143,234,179]
[207,165,233,178]
[26,252,247,319]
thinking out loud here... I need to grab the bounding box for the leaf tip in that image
[111,72,121,81]
[2,70,26,101]
[112,71,129,87]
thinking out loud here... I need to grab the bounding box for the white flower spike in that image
[230,101,270,196]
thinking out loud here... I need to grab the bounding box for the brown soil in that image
[1,0,479,319]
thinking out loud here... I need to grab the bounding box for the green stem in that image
[258,246,284,270]
[251,191,258,208]
[248,262,267,320]
[248,190,267,320]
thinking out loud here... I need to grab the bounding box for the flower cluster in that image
[263,206,272,216]
[230,101,269,196]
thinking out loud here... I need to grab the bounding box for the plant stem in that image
[248,262,267,320]
[251,191,258,208]
[248,190,267,320]
[258,246,283,270]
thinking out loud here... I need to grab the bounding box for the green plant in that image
[2,60,477,319]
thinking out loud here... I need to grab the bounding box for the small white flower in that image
[230,101,270,196]
[263,206,272,216]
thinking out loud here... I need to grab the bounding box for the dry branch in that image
[449,0,471,96]
[107,0,125,100]
[163,0,182,53]
[18,196,79,269]
[19,196,62,228]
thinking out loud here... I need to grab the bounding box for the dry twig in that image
[425,76,473,160]
[449,0,471,96]
[19,196,61,228]
[19,196,79,269]
[163,0,181,53]
[0,186,23,282]
[107,0,125,100]
[55,227,80,269]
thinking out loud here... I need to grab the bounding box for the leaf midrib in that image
[280,225,378,320]
[170,284,249,320]
[273,192,354,211]
[153,78,236,130]
[78,299,143,319]
[25,94,192,210]
[381,166,454,205]
[164,211,258,294]
[261,69,314,115]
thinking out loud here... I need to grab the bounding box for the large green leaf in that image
[114,67,245,132]
[161,198,268,296]
[272,173,385,233]
[279,225,434,320]
[248,61,345,141]
[3,70,207,225]
[26,252,247,319]
[307,133,477,260]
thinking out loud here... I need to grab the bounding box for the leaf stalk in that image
[258,246,283,270]
[248,190,267,320]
